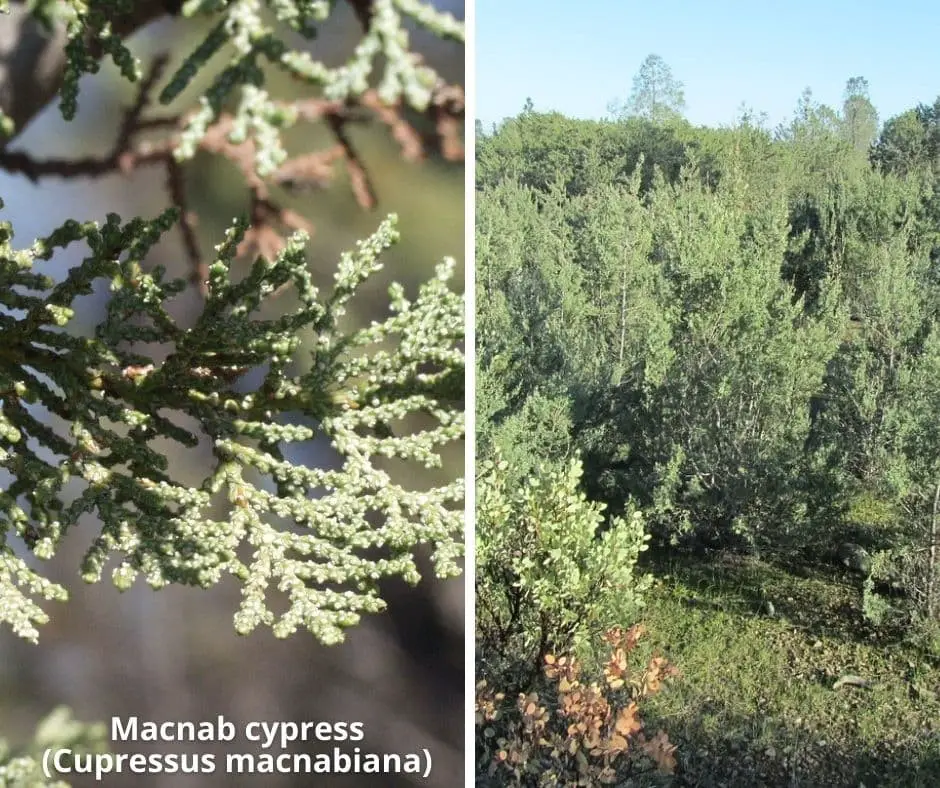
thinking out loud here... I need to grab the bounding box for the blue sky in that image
[476,0,940,131]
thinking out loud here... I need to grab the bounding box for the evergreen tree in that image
[609,54,685,124]
[841,76,879,154]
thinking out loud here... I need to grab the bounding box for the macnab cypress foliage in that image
[0,0,465,648]
[4,0,463,172]
[0,707,107,785]
[0,210,464,645]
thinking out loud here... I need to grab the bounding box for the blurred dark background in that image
[0,3,464,786]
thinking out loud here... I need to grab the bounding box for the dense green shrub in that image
[476,456,651,687]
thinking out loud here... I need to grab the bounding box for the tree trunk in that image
[928,480,940,619]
